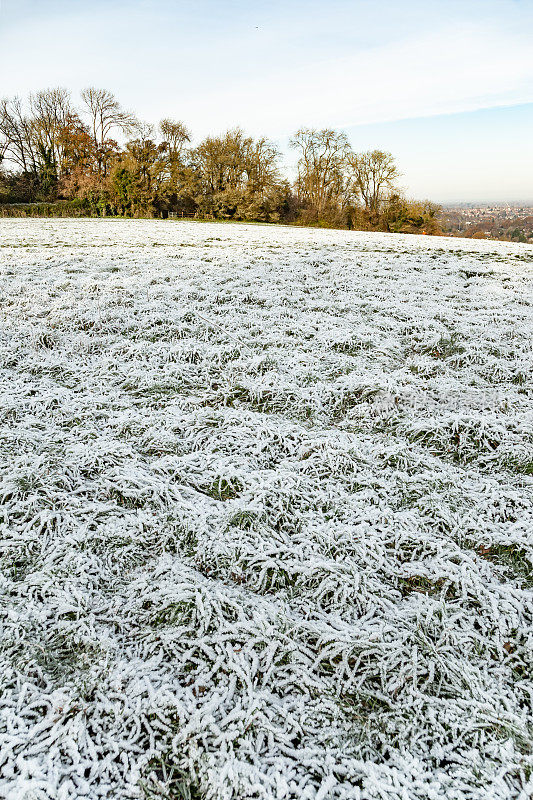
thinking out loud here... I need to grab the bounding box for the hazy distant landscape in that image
[1,219,532,800]
[442,204,533,244]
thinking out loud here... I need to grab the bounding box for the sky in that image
[1,0,532,202]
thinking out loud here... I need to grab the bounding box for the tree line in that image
[0,87,441,233]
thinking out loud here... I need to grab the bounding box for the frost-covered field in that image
[1,219,532,800]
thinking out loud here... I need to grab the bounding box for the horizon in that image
[1,0,532,203]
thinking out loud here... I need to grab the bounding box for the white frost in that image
[0,219,532,799]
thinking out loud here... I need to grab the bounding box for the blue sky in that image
[1,0,532,201]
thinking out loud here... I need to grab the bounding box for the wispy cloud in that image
[1,1,532,135]
[172,24,533,136]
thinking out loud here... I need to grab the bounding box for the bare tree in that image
[348,150,400,221]
[130,120,156,145]
[245,137,280,200]
[159,119,191,160]
[0,96,39,174]
[80,88,136,173]
[30,87,74,176]
[0,103,10,166]
[289,128,351,216]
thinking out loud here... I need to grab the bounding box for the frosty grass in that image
[0,218,532,800]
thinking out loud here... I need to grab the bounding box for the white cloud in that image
[166,24,533,137]
[1,4,532,138]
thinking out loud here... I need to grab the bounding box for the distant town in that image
[441,203,533,243]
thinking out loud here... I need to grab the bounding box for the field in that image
[0,219,532,800]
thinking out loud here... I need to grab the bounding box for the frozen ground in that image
[0,219,532,800]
